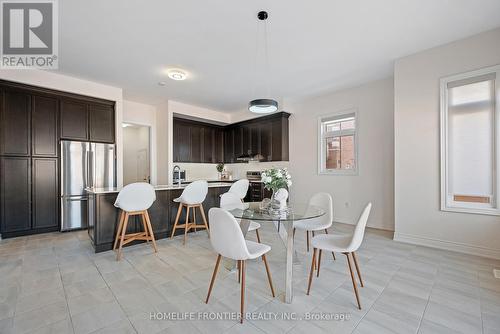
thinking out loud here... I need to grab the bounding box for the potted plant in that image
[216,163,225,180]
[261,168,292,209]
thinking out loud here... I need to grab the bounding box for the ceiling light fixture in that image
[249,11,278,114]
[167,69,187,81]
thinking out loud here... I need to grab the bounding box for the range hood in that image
[237,151,264,162]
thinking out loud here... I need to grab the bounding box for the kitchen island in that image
[86,183,233,252]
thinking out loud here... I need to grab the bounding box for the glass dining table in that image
[227,202,325,303]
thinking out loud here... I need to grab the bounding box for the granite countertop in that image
[86,182,234,194]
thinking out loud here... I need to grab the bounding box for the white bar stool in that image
[205,208,275,324]
[220,192,262,243]
[307,203,372,309]
[228,179,250,200]
[170,180,209,245]
[113,182,158,261]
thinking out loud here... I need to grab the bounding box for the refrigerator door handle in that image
[89,150,95,189]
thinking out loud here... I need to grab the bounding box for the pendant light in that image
[248,11,278,114]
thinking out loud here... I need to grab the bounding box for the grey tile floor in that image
[1,222,500,334]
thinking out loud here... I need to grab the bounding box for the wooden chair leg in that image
[205,254,222,303]
[193,208,197,232]
[184,206,190,245]
[144,210,158,253]
[170,203,183,238]
[325,229,336,260]
[262,254,275,297]
[306,231,310,252]
[307,248,317,295]
[352,252,363,287]
[199,204,210,236]
[238,260,241,283]
[240,260,245,324]
[113,211,125,250]
[255,229,261,243]
[117,213,129,261]
[346,253,361,309]
[317,250,322,277]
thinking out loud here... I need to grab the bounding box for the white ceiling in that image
[58,0,500,112]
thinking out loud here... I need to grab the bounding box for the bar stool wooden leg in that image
[113,211,125,250]
[141,212,149,244]
[171,203,183,238]
[117,212,130,261]
[184,206,190,245]
[193,209,197,233]
[199,204,210,236]
[238,260,241,283]
[205,254,221,304]
[144,210,158,253]
[317,250,322,277]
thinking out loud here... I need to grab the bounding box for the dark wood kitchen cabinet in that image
[89,103,115,143]
[173,118,224,163]
[0,90,31,156]
[32,95,58,157]
[60,99,88,140]
[0,157,31,233]
[32,158,58,229]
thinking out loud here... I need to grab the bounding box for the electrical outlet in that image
[494,269,500,279]
[345,202,349,208]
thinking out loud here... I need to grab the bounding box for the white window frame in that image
[318,109,358,175]
[440,64,500,216]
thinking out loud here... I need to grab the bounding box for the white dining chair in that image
[293,193,335,259]
[205,208,275,323]
[306,203,372,310]
[220,192,262,243]
[170,180,209,245]
[113,182,158,261]
[228,179,250,200]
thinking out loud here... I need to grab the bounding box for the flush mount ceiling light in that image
[248,11,278,114]
[167,69,187,81]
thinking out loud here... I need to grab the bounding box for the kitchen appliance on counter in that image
[61,141,116,231]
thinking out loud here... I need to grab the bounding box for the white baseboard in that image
[394,232,500,260]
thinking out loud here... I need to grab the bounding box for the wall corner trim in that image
[393,232,500,260]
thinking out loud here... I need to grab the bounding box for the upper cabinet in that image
[173,118,224,163]
[0,89,31,156]
[60,99,115,143]
[224,112,290,163]
[89,103,115,143]
[173,112,290,164]
[60,99,88,141]
[32,95,58,157]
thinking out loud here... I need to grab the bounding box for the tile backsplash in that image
[175,161,290,181]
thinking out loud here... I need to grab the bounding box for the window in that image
[440,65,500,215]
[318,110,357,174]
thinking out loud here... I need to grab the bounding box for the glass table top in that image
[227,202,325,222]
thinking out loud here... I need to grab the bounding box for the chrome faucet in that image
[173,165,181,187]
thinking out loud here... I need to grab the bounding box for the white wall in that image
[123,100,158,184]
[123,126,150,185]
[394,27,500,259]
[284,78,395,230]
[0,69,125,187]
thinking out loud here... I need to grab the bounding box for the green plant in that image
[261,168,292,192]
[216,163,225,173]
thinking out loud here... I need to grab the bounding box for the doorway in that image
[123,123,151,185]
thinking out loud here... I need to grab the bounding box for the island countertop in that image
[86,182,233,194]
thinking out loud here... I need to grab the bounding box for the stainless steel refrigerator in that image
[61,141,116,231]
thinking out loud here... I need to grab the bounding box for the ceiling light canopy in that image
[249,11,278,114]
[167,69,187,81]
